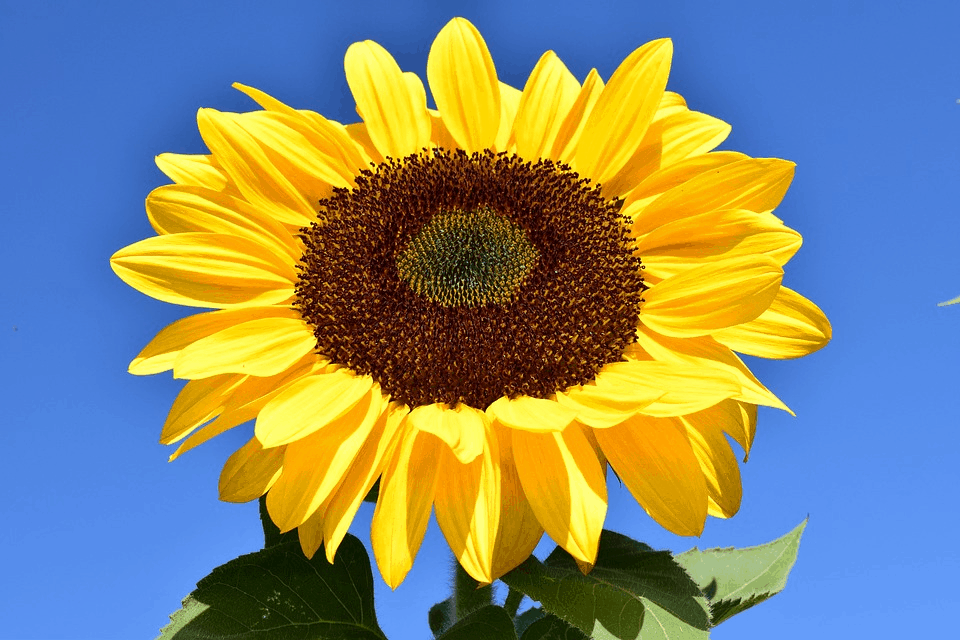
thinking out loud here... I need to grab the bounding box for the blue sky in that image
[2,1,959,638]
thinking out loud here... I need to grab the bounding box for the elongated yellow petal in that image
[602,109,731,197]
[435,425,500,583]
[161,374,245,444]
[724,401,757,461]
[427,18,500,152]
[641,256,783,338]
[494,82,522,152]
[593,359,741,418]
[111,232,296,309]
[632,327,789,412]
[631,157,796,237]
[297,505,327,560]
[219,437,285,503]
[555,386,657,429]
[638,209,801,280]
[232,112,360,198]
[680,409,743,518]
[129,307,287,376]
[196,108,316,225]
[621,151,746,216]
[408,403,486,463]
[345,40,432,159]
[168,356,322,460]
[490,422,544,577]
[173,315,315,379]
[146,185,299,261]
[653,91,687,119]
[155,153,229,190]
[322,402,408,562]
[595,414,708,536]
[513,51,580,160]
[232,84,372,177]
[372,425,442,589]
[512,425,606,563]
[575,39,672,184]
[266,389,384,531]
[550,69,603,162]
[712,286,832,359]
[255,370,373,447]
[486,395,577,432]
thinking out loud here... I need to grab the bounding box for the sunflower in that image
[111,17,830,588]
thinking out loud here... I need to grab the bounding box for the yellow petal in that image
[513,51,580,160]
[297,506,327,560]
[490,422,544,577]
[575,39,673,184]
[255,370,373,447]
[266,389,384,531]
[494,82,522,152]
[621,150,746,216]
[653,91,688,119]
[408,403,486,463]
[435,425,500,583]
[173,315,315,379]
[129,307,288,376]
[168,356,322,460]
[345,40,432,159]
[110,232,296,309]
[680,408,743,518]
[602,109,731,197]
[486,395,577,432]
[637,209,801,280]
[593,359,741,418]
[724,401,757,461]
[631,156,796,237]
[232,84,373,177]
[632,327,789,412]
[155,153,229,190]
[322,402,408,562]
[160,374,245,444]
[595,414,708,536]
[555,385,657,429]
[641,256,783,338]
[146,184,299,261]
[219,437,285,503]
[427,17,500,152]
[196,108,316,225]
[371,425,442,589]
[512,425,606,563]
[712,286,832,359]
[550,69,603,162]
[428,109,459,151]
[234,111,363,198]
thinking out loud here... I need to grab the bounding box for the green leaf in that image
[157,535,386,640]
[430,597,456,637]
[675,519,807,625]
[501,530,710,639]
[514,607,547,637]
[519,613,589,640]
[436,605,518,640]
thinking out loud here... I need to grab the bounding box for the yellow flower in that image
[111,18,830,588]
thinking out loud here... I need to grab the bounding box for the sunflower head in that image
[111,17,831,589]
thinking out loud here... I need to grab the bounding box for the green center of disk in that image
[396,207,539,307]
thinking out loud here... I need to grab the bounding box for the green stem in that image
[503,587,524,618]
[453,559,493,620]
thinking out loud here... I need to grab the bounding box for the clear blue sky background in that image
[2,1,958,638]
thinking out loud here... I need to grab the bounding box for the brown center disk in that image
[295,149,646,409]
